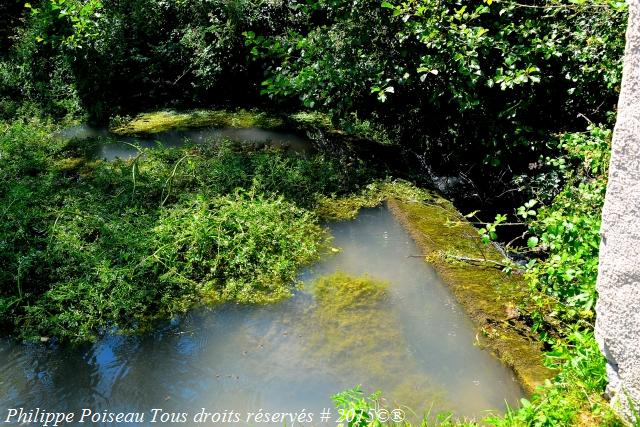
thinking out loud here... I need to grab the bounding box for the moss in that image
[287,111,335,132]
[313,180,427,221]
[313,181,554,394]
[51,156,86,172]
[111,109,285,135]
[315,193,383,221]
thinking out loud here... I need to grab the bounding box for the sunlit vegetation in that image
[0,0,632,424]
[0,119,373,341]
[111,109,285,135]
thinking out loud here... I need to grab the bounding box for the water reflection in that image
[56,125,312,160]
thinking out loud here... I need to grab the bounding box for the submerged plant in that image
[305,272,445,412]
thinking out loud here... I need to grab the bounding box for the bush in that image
[525,126,611,333]
[488,331,616,427]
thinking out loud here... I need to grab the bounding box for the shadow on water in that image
[0,206,523,425]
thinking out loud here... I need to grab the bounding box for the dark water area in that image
[0,207,522,426]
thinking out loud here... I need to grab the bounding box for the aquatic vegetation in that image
[314,180,432,221]
[0,120,368,341]
[324,157,623,424]
[306,272,401,369]
[314,181,553,393]
[288,111,334,132]
[111,109,285,135]
[312,272,389,309]
[315,192,383,221]
[1,0,630,422]
[151,192,325,304]
[387,196,553,394]
[304,272,446,413]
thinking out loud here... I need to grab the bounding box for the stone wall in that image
[595,0,640,421]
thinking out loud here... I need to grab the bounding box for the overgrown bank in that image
[0,115,375,341]
[0,0,633,423]
[0,110,629,425]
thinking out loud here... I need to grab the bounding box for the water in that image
[56,125,312,161]
[0,206,522,425]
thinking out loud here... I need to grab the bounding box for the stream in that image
[0,206,522,425]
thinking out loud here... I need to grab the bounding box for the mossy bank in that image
[318,181,554,394]
[387,197,553,394]
[110,109,337,136]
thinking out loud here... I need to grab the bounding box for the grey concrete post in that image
[595,0,640,421]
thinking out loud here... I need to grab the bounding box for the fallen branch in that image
[409,253,523,271]
[445,255,510,268]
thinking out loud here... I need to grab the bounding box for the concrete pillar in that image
[595,0,640,421]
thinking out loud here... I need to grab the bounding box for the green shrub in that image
[488,331,617,427]
[524,126,611,333]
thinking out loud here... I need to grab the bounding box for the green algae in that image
[111,109,285,135]
[312,271,389,311]
[312,181,553,394]
[301,272,448,412]
[305,272,401,369]
[314,180,427,221]
[315,193,382,221]
[288,111,334,132]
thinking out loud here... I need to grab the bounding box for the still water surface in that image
[0,206,523,425]
[57,125,311,160]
